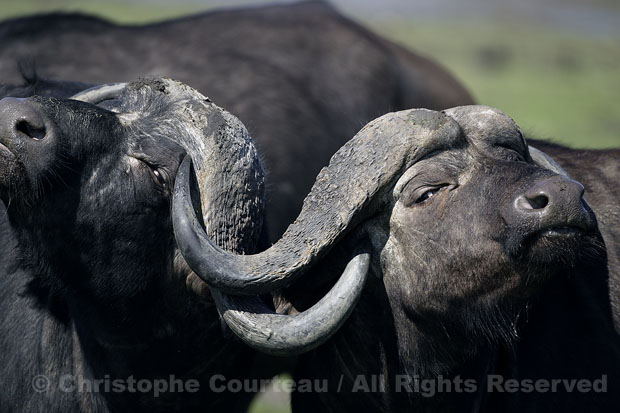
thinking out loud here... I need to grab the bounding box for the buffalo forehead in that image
[444,105,526,151]
[359,108,466,168]
[116,77,210,120]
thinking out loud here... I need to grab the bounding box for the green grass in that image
[247,375,291,413]
[373,20,620,148]
[0,0,208,23]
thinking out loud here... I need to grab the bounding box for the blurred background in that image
[1,0,617,411]
[1,0,619,148]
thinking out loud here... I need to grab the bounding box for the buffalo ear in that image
[528,146,569,176]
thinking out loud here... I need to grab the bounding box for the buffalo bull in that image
[0,0,474,241]
[0,77,357,411]
[0,78,260,411]
[173,106,620,411]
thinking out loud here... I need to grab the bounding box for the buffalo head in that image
[173,105,601,359]
[0,77,266,345]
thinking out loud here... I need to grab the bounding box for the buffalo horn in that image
[173,109,462,296]
[211,249,370,355]
[528,146,569,176]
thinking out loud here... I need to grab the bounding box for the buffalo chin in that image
[0,163,28,205]
[0,151,21,201]
[0,142,16,173]
[515,228,604,270]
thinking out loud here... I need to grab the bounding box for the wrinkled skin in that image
[0,79,265,412]
[0,0,474,241]
[283,108,619,412]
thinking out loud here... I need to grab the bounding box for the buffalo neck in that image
[3,209,255,411]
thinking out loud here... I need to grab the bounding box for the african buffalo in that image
[0,78,263,412]
[173,106,620,411]
[0,0,474,241]
[0,77,358,411]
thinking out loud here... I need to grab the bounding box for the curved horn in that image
[528,146,569,176]
[212,248,370,355]
[70,82,127,104]
[173,108,462,295]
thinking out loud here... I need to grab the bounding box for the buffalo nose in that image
[512,175,592,232]
[0,97,47,144]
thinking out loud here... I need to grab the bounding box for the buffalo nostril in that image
[507,175,593,237]
[525,194,549,210]
[16,119,46,140]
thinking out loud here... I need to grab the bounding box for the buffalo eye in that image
[496,144,526,162]
[414,186,446,204]
[152,169,167,188]
[139,159,168,190]
[416,188,440,204]
[400,183,450,207]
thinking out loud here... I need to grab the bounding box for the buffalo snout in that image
[505,174,596,248]
[0,97,59,203]
[0,98,47,148]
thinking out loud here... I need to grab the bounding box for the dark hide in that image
[0,78,265,412]
[0,0,474,241]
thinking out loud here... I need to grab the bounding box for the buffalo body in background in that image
[0,0,474,241]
